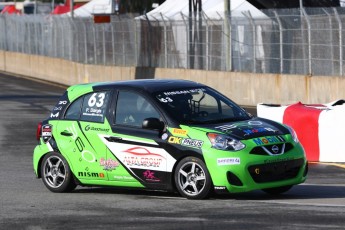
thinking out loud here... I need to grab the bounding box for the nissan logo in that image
[271,145,279,154]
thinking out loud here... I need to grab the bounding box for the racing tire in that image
[174,157,212,199]
[41,152,76,193]
[262,185,293,195]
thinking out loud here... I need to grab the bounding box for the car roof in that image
[92,79,206,93]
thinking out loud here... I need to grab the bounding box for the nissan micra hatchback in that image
[34,79,307,199]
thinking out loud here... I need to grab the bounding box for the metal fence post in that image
[323,8,334,75]
[274,11,283,74]
[68,18,73,61]
[82,20,88,63]
[41,19,46,56]
[160,13,168,68]
[122,18,126,65]
[334,8,343,76]
[52,17,57,57]
[244,12,256,73]
[302,8,312,75]
[110,20,115,65]
[134,19,138,66]
[102,23,106,65]
[144,14,153,67]
[224,11,232,71]
[92,23,97,64]
[71,18,79,62]
[1,16,8,51]
[59,20,64,59]
[202,13,209,71]
[181,13,189,69]
[16,17,19,53]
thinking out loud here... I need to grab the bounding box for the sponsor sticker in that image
[172,128,188,136]
[158,97,173,103]
[122,147,165,168]
[217,157,241,166]
[215,124,237,132]
[263,157,293,164]
[100,158,120,171]
[53,106,63,111]
[42,124,52,143]
[181,138,203,148]
[143,170,161,182]
[243,127,276,135]
[248,121,263,126]
[214,186,227,190]
[252,136,286,146]
[100,135,176,172]
[113,175,135,181]
[85,125,109,132]
[162,88,206,96]
[168,136,203,148]
[78,172,105,178]
[50,112,59,118]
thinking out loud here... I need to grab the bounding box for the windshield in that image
[154,87,250,125]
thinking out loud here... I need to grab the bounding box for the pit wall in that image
[1,50,344,106]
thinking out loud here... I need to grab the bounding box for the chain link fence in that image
[1,8,345,76]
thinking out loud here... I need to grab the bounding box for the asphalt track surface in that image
[0,72,345,229]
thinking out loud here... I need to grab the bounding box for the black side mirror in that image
[142,118,165,132]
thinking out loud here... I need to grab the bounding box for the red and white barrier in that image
[257,100,345,163]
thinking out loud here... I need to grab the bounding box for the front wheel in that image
[262,185,293,195]
[174,157,212,199]
[41,152,76,193]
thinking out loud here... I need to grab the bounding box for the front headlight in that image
[207,133,245,151]
[286,126,299,143]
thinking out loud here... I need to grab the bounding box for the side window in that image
[64,97,83,120]
[80,91,110,123]
[220,101,235,117]
[115,91,160,127]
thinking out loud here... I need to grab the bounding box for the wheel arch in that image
[37,150,75,178]
[169,150,212,192]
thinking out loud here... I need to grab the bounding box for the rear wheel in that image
[174,157,212,199]
[262,185,293,195]
[41,152,76,193]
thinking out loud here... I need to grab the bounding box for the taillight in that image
[36,122,42,141]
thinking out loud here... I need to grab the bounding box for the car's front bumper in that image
[203,144,308,194]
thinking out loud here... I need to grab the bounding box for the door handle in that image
[105,136,122,142]
[60,131,73,136]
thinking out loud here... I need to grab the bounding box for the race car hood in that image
[191,117,290,140]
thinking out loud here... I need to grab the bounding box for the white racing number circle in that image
[82,150,96,163]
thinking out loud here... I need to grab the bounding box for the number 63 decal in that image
[88,93,106,107]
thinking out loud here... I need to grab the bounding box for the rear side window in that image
[80,92,110,123]
[64,97,83,120]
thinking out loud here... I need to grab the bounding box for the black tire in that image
[174,157,212,199]
[262,185,293,195]
[41,152,76,193]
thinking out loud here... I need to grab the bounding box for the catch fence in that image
[1,7,345,76]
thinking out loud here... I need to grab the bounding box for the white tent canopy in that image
[66,0,112,17]
[143,0,268,20]
[66,0,267,19]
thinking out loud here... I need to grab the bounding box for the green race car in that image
[33,79,308,199]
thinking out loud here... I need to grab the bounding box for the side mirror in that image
[142,118,165,132]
